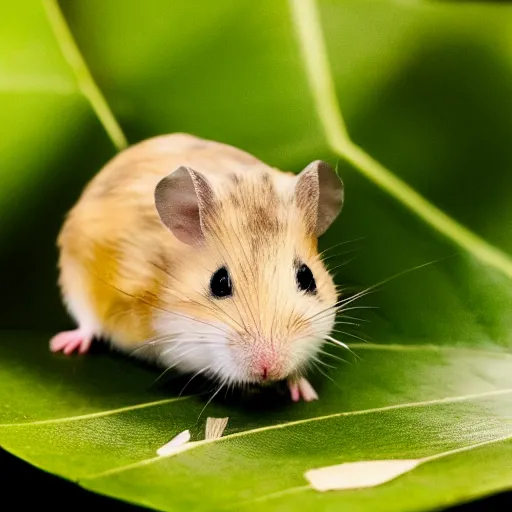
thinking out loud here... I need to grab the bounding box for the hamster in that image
[50,133,344,402]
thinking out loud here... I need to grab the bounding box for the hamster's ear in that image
[295,160,344,237]
[155,166,214,246]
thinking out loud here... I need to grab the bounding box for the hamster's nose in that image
[254,357,284,382]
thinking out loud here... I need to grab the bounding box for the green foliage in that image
[1,1,512,511]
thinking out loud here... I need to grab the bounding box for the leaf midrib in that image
[289,0,512,279]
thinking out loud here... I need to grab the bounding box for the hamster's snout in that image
[219,328,324,386]
[242,342,294,383]
[253,354,284,382]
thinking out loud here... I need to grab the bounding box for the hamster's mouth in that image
[258,379,278,388]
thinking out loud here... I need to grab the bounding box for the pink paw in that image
[50,329,92,355]
[288,377,319,402]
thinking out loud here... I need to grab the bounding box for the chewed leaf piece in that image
[305,459,422,491]
[205,417,229,440]
[156,429,191,456]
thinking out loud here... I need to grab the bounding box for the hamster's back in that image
[57,133,273,348]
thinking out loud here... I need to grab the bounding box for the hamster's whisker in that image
[79,239,234,336]
[285,293,302,342]
[224,379,237,399]
[231,224,263,334]
[196,378,227,422]
[136,332,202,346]
[324,335,349,350]
[322,247,362,264]
[200,293,247,332]
[339,314,369,323]
[292,304,335,330]
[154,262,247,332]
[220,215,266,335]
[318,236,366,258]
[331,329,370,343]
[335,288,375,307]
[310,360,342,391]
[302,288,375,326]
[207,222,257,333]
[160,283,245,331]
[77,232,227,328]
[160,340,224,353]
[327,297,375,321]
[104,231,250,335]
[179,366,212,396]
[288,329,323,346]
[308,257,449,330]
[317,349,349,364]
[204,220,251,328]
[338,305,379,313]
[270,253,288,348]
[310,354,336,370]
[156,343,198,360]
[149,349,199,386]
[324,335,362,360]
[210,219,261,335]
[88,265,232,335]
[129,334,179,355]
[329,258,357,273]
[148,256,249,333]
[296,295,354,326]
[334,319,361,327]
[130,336,226,355]
[152,343,220,385]
[150,360,184,386]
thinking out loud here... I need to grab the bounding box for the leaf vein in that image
[348,343,512,357]
[84,387,512,480]
[0,396,190,427]
[42,0,128,151]
[229,433,512,509]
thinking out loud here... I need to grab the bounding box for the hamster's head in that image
[154,159,344,388]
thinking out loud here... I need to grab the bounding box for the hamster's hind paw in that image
[50,329,92,355]
[288,377,319,402]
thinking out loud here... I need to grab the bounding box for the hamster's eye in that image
[210,267,232,298]
[296,263,317,294]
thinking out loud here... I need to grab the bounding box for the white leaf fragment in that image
[156,429,191,456]
[205,417,229,440]
[305,459,422,491]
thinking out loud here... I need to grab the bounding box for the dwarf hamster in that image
[50,133,344,402]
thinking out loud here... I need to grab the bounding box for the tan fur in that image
[57,133,338,383]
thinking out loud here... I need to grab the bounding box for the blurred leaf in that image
[0,1,115,228]
[0,0,115,329]
[1,1,512,512]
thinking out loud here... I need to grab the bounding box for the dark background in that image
[1,449,510,511]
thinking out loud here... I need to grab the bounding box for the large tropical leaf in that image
[1,1,512,511]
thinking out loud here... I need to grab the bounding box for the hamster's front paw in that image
[50,329,92,355]
[287,377,319,402]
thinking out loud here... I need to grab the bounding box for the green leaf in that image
[1,1,512,511]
